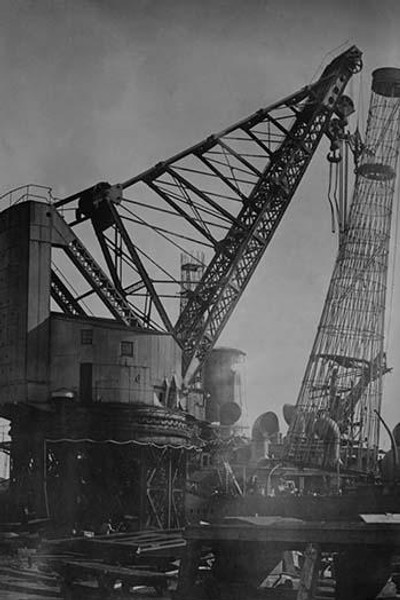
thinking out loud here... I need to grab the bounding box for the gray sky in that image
[1,0,400,440]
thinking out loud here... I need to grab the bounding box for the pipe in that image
[266,463,282,497]
[374,409,399,478]
[313,415,342,467]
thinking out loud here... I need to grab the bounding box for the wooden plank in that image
[0,566,59,586]
[43,528,184,549]
[136,542,187,558]
[115,536,184,547]
[360,513,400,523]
[1,579,61,598]
[94,531,184,544]
[137,539,186,550]
[59,533,185,556]
[58,559,169,594]
[184,519,400,549]
[63,559,167,581]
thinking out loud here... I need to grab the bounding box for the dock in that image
[176,516,400,600]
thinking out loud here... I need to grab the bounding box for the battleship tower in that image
[285,68,400,474]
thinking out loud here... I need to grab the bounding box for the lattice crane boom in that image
[176,47,362,382]
[52,46,362,384]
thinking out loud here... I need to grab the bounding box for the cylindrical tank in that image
[203,347,246,424]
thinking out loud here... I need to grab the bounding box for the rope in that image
[327,158,343,236]
[45,438,201,450]
[385,177,400,353]
[327,162,336,234]
[333,159,341,231]
[356,70,365,140]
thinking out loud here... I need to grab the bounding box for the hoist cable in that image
[344,139,349,231]
[333,158,341,233]
[385,177,400,354]
[327,162,336,234]
[356,70,365,139]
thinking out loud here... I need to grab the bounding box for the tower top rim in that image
[372,68,400,98]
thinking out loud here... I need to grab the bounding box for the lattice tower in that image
[284,68,400,475]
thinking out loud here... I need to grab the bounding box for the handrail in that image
[0,184,55,208]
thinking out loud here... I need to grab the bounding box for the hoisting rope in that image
[327,148,344,237]
[333,157,341,231]
[344,134,349,225]
[356,70,365,141]
[385,176,400,355]
[326,68,363,239]
[327,162,336,234]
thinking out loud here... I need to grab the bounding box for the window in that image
[121,341,134,357]
[80,329,93,345]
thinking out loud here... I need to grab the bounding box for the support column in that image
[297,544,321,600]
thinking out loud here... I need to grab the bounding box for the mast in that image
[284,68,400,475]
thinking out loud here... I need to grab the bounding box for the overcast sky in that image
[1,0,400,442]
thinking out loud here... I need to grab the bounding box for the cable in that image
[327,162,336,234]
[356,70,365,140]
[333,159,341,232]
[385,176,400,353]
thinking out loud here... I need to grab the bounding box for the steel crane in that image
[51,46,362,385]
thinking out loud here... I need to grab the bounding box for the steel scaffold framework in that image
[284,68,400,475]
[37,47,362,384]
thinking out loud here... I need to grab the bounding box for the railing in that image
[0,184,55,208]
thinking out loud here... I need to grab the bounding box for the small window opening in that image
[121,341,134,356]
[80,329,93,345]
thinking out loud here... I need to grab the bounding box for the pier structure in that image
[177,516,400,600]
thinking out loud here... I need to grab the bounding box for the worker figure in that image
[98,517,114,535]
